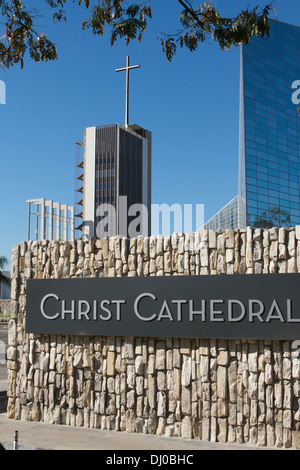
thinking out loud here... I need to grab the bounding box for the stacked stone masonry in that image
[0,299,14,316]
[7,227,300,448]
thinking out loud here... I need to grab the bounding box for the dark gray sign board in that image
[26,274,300,340]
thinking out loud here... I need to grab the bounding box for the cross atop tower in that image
[115,56,140,129]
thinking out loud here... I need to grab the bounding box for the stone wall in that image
[7,228,300,449]
[0,299,14,316]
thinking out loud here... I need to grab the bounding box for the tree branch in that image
[177,0,205,28]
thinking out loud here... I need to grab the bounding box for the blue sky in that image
[1,0,300,267]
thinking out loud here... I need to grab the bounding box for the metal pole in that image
[36,204,39,241]
[69,206,75,241]
[55,203,61,241]
[40,198,45,241]
[27,202,31,241]
[62,204,68,241]
[125,56,129,128]
[48,200,53,241]
[13,431,18,451]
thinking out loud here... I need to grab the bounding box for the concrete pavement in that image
[0,379,7,394]
[0,412,268,451]
[0,397,273,451]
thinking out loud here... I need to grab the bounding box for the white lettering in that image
[189,300,205,321]
[287,299,300,322]
[150,455,194,466]
[106,455,140,467]
[134,293,157,321]
[96,203,116,238]
[128,203,148,238]
[99,300,112,321]
[0,80,6,105]
[292,80,300,105]
[40,293,60,320]
[38,290,299,331]
[228,300,246,322]
[157,300,174,321]
[78,300,90,320]
[151,203,183,237]
[118,196,128,237]
[111,300,126,320]
[249,299,264,322]
[172,300,187,321]
[61,300,75,320]
[210,300,224,322]
[265,299,285,322]
[93,300,97,320]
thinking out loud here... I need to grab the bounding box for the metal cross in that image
[115,56,140,128]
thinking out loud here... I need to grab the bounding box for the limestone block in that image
[8,320,17,347]
[157,391,167,417]
[148,376,156,409]
[181,387,191,415]
[217,233,225,255]
[225,230,235,249]
[217,366,227,399]
[181,356,191,387]
[208,230,217,249]
[155,342,166,370]
[164,252,171,273]
[107,351,115,376]
[149,236,156,259]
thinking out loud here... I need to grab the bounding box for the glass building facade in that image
[203,195,246,231]
[239,19,300,228]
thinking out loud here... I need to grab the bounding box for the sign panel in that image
[26,274,300,340]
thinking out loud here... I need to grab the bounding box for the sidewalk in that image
[0,401,272,451]
[0,380,7,393]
